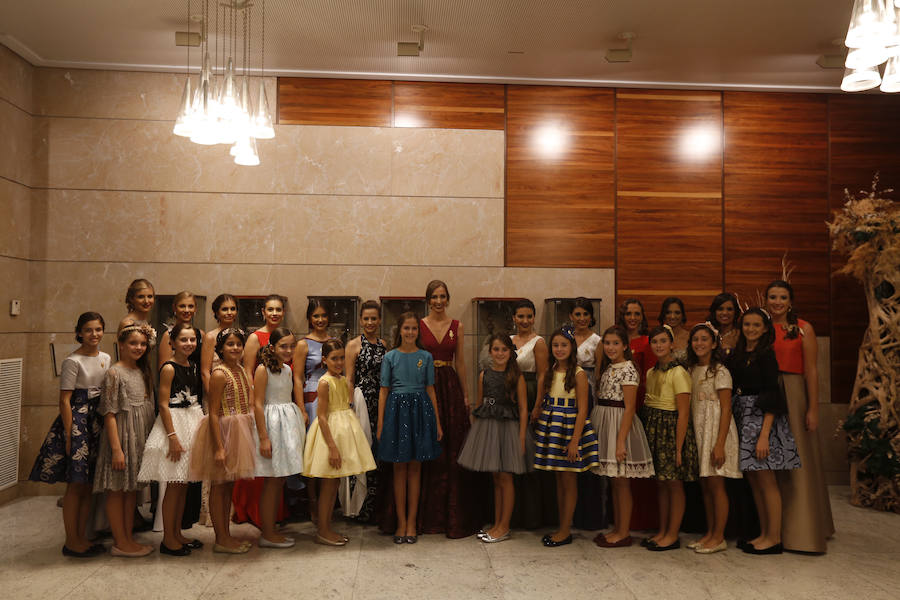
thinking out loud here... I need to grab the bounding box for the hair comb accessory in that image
[758,308,771,320]
[561,325,576,342]
[701,321,720,337]
[662,324,674,336]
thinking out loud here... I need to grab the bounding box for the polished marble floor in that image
[0,486,897,600]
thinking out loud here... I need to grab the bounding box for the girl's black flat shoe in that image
[160,543,191,556]
[62,545,99,558]
[392,536,404,544]
[183,539,204,550]
[542,535,572,547]
[647,539,680,552]
[404,535,418,544]
[743,542,783,555]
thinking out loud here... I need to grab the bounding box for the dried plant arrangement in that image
[828,176,900,513]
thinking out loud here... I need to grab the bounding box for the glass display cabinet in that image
[379,296,428,348]
[543,297,603,335]
[308,296,360,345]
[236,296,269,333]
[150,294,207,339]
[472,297,524,374]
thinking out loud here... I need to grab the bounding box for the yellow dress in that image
[303,373,376,478]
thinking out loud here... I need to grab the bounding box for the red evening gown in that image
[416,319,485,538]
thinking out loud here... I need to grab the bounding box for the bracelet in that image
[167,432,177,438]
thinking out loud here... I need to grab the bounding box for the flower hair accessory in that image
[120,323,157,348]
[560,325,576,342]
[700,321,720,337]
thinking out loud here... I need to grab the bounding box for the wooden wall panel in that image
[278,78,392,126]
[506,86,615,268]
[616,89,724,321]
[393,82,505,129]
[723,92,830,330]
[828,94,900,403]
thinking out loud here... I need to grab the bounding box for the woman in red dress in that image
[617,298,659,532]
[416,280,482,538]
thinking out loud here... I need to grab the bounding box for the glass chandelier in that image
[173,0,275,166]
[841,0,900,92]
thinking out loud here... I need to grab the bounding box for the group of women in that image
[28,276,835,558]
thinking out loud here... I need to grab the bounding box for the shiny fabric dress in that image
[352,336,386,523]
[511,335,557,529]
[417,319,484,538]
[773,321,834,553]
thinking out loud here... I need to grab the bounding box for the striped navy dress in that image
[533,367,600,472]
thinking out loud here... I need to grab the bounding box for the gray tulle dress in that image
[457,368,527,474]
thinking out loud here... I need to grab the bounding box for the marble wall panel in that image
[0,178,31,259]
[40,191,504,267]
[391,128,505,199]
[0,257,31,333]
[38,118,394,195]
[34,70,276,121]
[0,99,33,187]
[0,44,33,113]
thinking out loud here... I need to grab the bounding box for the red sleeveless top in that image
[772,319,807,374]
[419,319,459,363]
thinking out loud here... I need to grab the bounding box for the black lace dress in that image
[353,335,386,522]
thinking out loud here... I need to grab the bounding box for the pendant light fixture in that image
[172,0,273,164]
[842,1,900,92]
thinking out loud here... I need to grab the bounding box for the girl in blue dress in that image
[377,312,443,543]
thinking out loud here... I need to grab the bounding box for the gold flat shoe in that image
[213,543,250,554]
[314,534,347,547]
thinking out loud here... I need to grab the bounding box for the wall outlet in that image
[9,299,21,316]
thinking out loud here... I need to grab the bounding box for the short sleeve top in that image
[690,365,732,404]
[60,351,111,398]
[644,364,692,411]
[595,360,639,402]
[772,319,809,374]
[380,349,435,394]
[98,364,149,415]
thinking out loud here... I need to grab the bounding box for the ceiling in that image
[0,0,854,91]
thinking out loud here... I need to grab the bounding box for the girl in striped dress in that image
[531,326,600,547]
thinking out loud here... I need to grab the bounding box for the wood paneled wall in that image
[505,86,615,268]
[277,78,900,402]
[616,90,724,320]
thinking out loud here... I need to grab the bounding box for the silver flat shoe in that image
[259,536,295,548]
[695,540,727,554]
[481,531,510,543]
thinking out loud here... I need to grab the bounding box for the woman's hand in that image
[259,438,272,459]
[519,433,527,456]
[166,436,185,463]
[328,446,342,470]
[675,448,683,467]
[111,448,126,471]
[214,448,226,468]
[566,440,580,462]
[376,424,383,441]
[530,407,542,425]
[65,434,72,456]
[805,410,819,432]
[436,423,444,442]
[711,442,726,469]
[301,410,310,427]
[615,441,627,463]
[755,436,770,462]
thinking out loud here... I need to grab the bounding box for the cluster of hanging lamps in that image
[842,0,900,92]
[173,0,274,166]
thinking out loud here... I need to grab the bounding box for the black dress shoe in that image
[160,543,191,557]
[640,537,657,548]
[62,545,99,558]
[736,539,749,550]
[743,542,783,555]
[404,535,418,544]
[543,535,573,547]
[183,539,204,550]
[392,536,404,544]
[647,539,680,552]
[541,534,552,544]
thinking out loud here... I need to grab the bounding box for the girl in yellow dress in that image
[303,340,376,545]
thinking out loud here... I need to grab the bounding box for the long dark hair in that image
[211,293,237,322]
[425,279,450,302]
[766,280,800,339]
[306,298,329,328]
[732,308,775,363]
[169,322,196,352]
[570,297,596,328]
[686,322,724,380]
[215,327,247,356]
[393,312,421,349]
[706,292,740,330]
[75,311,105,343]
[546,329,578,393]
[485,333,522,393]
[258,327,293,374]
[616,298,649,336]
[322,339,344,362]
[597,326,634,378]
[658,296,687,325]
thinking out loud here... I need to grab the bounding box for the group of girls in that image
[30,276,834,559]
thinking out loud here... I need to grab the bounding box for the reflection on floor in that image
[0,486,897,599]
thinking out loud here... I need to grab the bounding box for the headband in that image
[560,325,576,342]
[120,323,157,348]
[699,321,719,337]
[662,324,674,337]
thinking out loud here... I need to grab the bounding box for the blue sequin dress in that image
[377,349,442,463]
